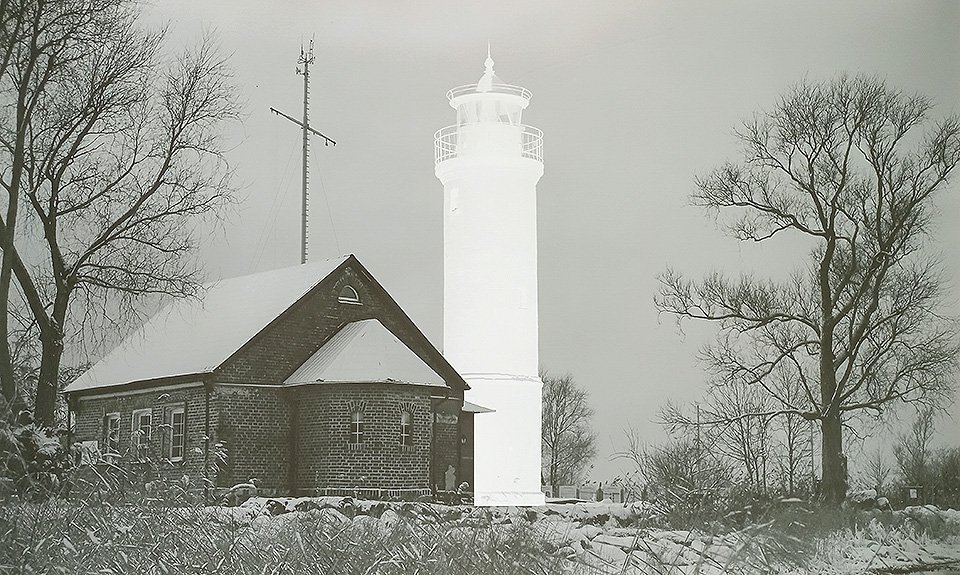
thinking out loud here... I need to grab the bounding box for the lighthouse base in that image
[465,375,545,507]
[474,490,546,507]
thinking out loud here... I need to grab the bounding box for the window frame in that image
[399,411,413,446]
[338,285,361,305]
[169,406,186,462]
[104,412,121,455]
[131,408,152,459]
[349,410,364,444]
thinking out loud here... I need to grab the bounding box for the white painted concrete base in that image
[474,490,546,507]
[466,376,545,507]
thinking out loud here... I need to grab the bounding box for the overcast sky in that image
[143,0,960,483]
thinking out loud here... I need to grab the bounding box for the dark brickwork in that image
[70,384,210,483]
[432,399,461,490]
[216,259,466,396]
[67,256,470,495]
[459,412,475,489]
[212,385,289,489]
[294,384,432,492]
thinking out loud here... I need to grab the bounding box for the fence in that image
[542,484,628,503]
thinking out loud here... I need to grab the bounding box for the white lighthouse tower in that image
[435,51,545,506]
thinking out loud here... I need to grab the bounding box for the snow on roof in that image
[462,400,495,413]
[64,256,350,393]
[283,318,447,388]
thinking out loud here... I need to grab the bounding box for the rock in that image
[357,500,387,517]
[573,524,603,541]
[593,534,637,550]
[350,514,380,530]
[337,496,357,518]
[264,498,287,516]
[238,495,267,509]
[901,504,941,528]
[289,497,320,512]
[437,505,465,523]
[534,519,578,545]
[590,542,628,566]
[876,496,891,511]
[316,507,350,527]
[846,488,878,510]
[570,539,589,557]
[378,509,400,529]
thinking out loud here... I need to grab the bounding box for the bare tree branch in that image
[654,75,960,505]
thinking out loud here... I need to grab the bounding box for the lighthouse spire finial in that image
[478,43,496,92]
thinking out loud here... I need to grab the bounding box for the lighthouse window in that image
[338,285,361,305]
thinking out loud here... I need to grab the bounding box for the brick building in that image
[64,255,486,498]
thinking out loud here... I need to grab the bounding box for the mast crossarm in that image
[269,107,337,146]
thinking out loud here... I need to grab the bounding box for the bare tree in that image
[893,406,936,486]
[614,427,734,508]
[663,366,814,497]
[772,410,811,496]
[656,75,960,505]
[541,370,597,488]
[1,0,239,424]
[861,447,892,496]
[662,381,774,494]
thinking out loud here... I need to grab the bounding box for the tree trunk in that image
[33,274,70,426]
[33,336,63,426]
[820,412,845,505]
[0,328,15,404]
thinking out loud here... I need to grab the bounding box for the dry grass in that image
[0,495,579,575]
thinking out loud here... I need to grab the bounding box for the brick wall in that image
[68,257,468,496]
[70,384,210,484]
[433,398,461,490]
[459,412,475,489]
[71,380,467,495]
[212,385,289,489]
[294,384,433,492]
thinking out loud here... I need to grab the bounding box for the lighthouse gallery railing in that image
[434,124,543,166]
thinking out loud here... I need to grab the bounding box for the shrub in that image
[0,412,74,499]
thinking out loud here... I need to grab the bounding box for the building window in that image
[399,412,412,446]
[104,413,121,455]
[338,285,361,305]
[131,409,152,459]
[350,410,364,444]
[169,407,186,462]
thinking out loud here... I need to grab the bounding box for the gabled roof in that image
[64,256,351,393]
[283,319,446,387]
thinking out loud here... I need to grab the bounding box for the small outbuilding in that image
[64,255,477,498]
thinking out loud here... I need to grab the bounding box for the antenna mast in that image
[271,39,336,264]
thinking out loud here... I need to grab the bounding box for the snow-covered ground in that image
[225,497,960,575]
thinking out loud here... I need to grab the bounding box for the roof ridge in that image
[202,254,353,288]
